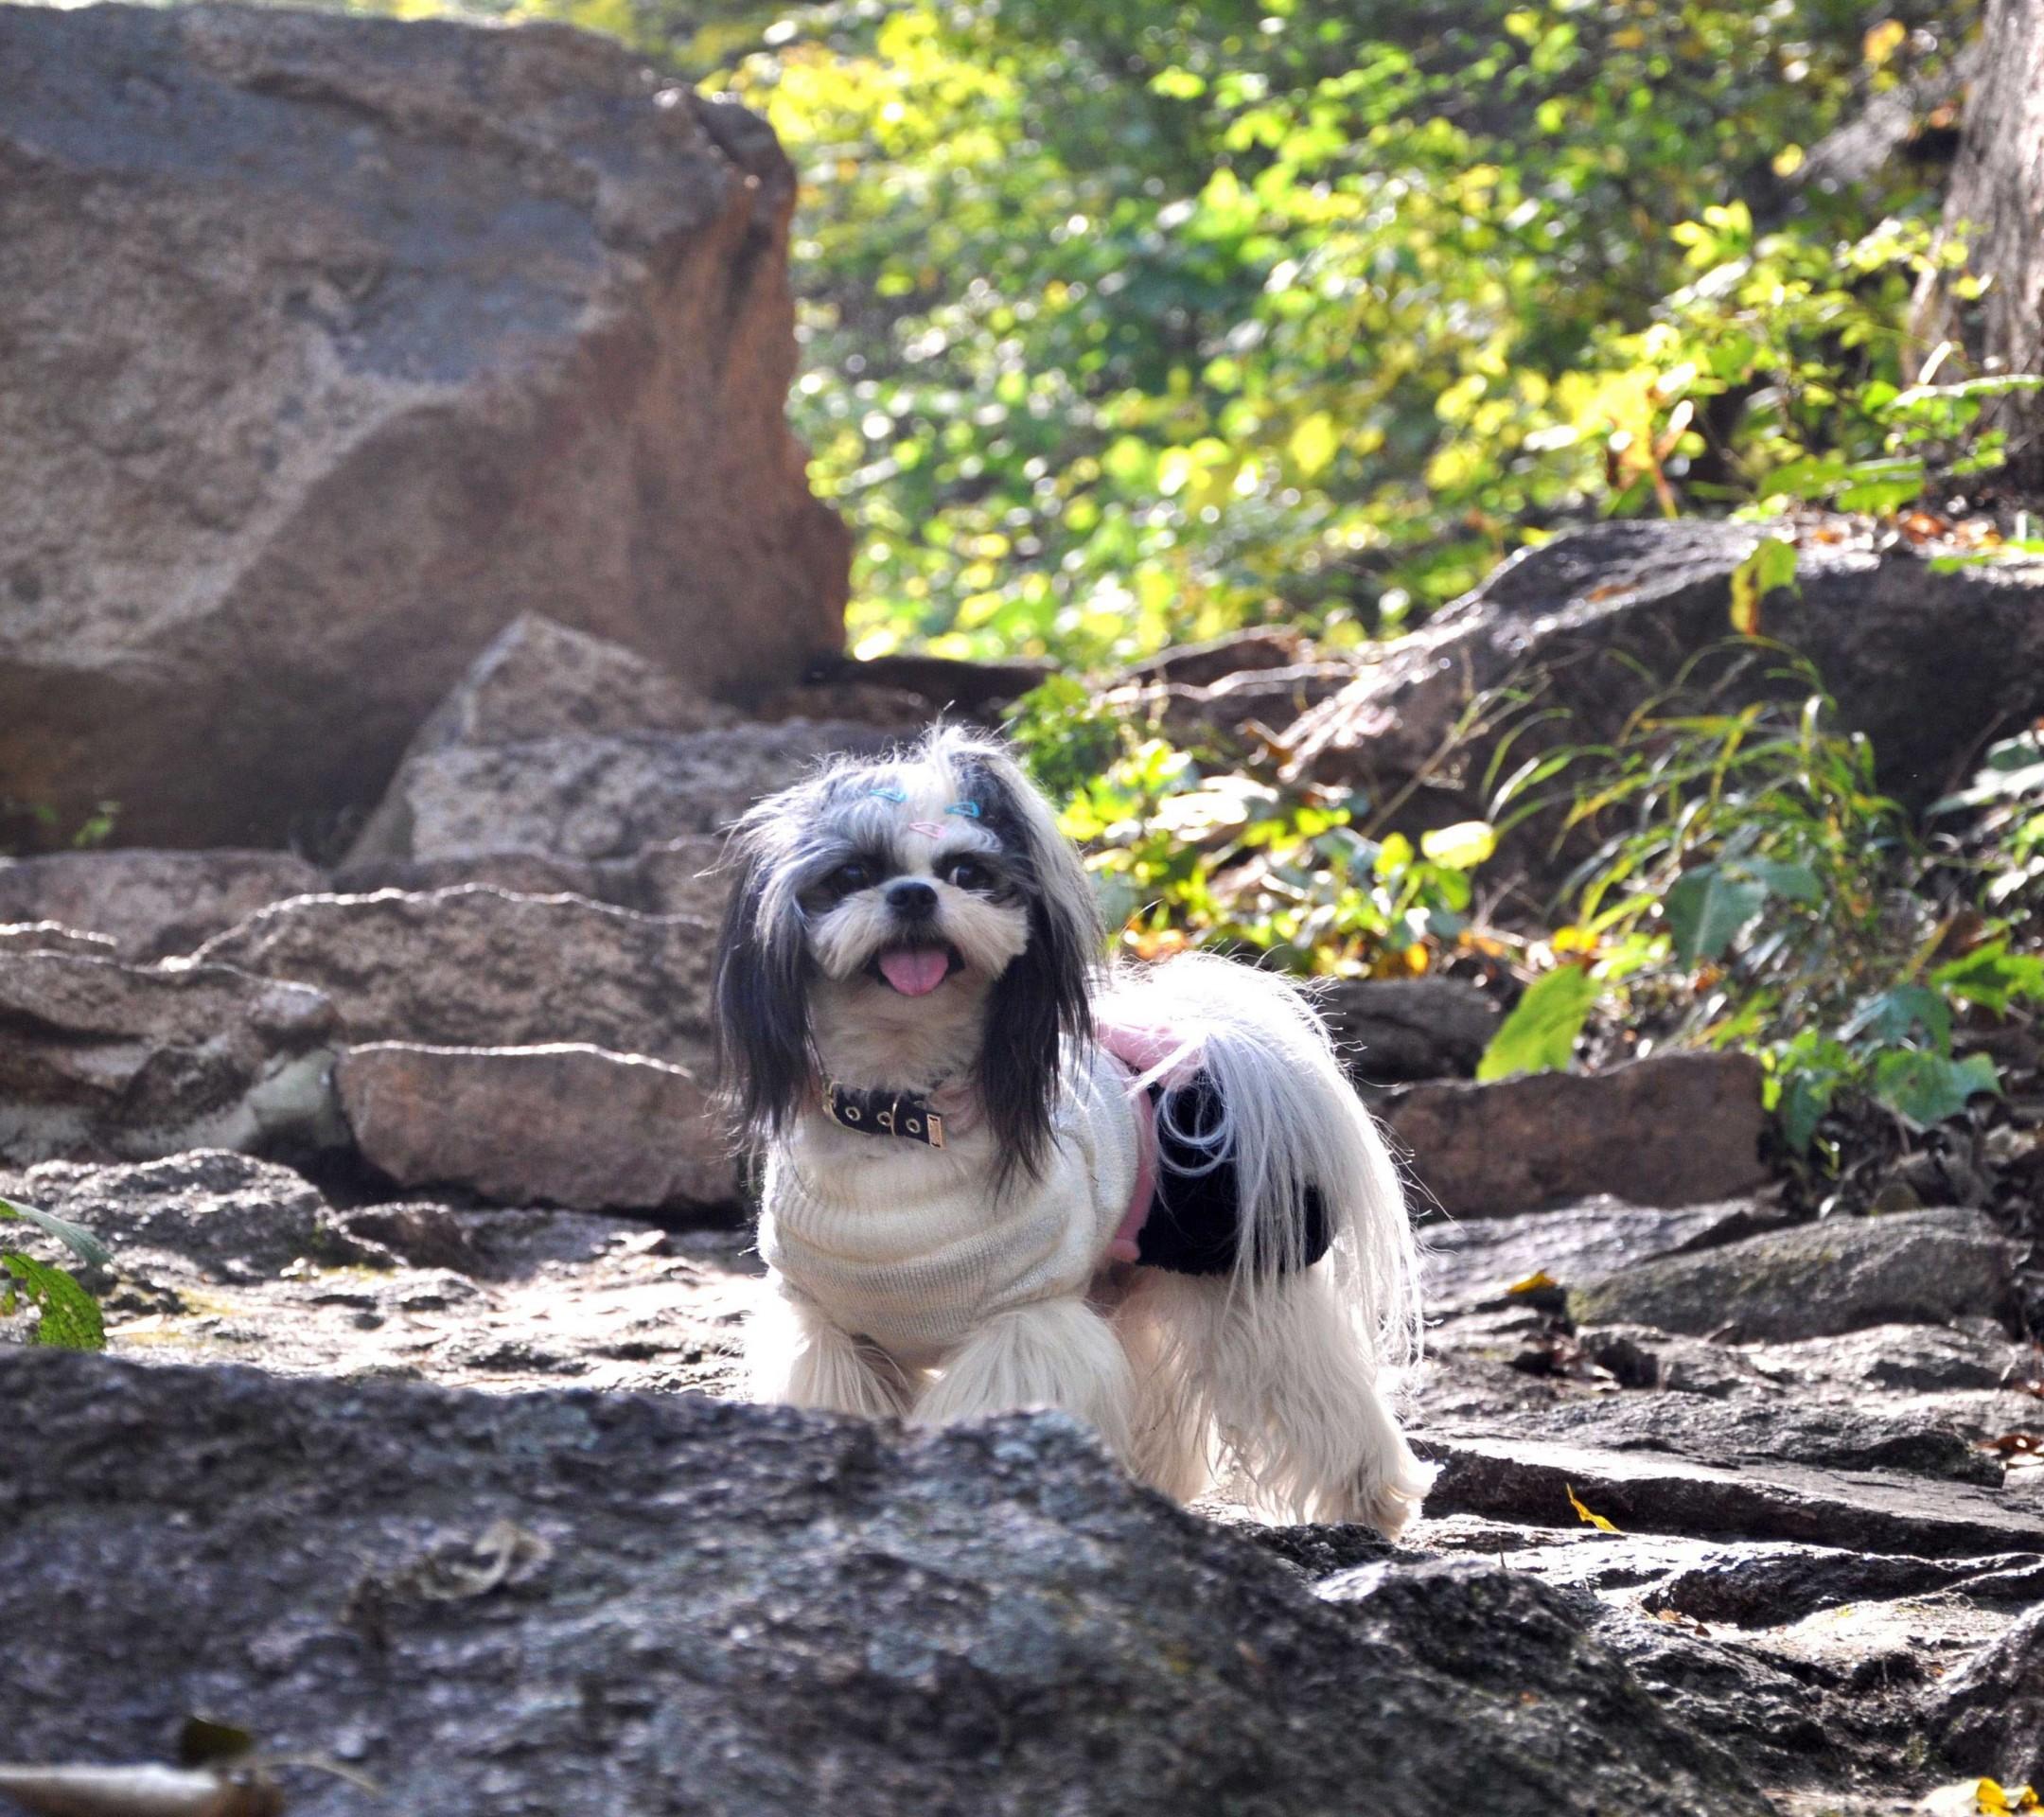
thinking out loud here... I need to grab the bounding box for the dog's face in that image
[714,727,1101,1175]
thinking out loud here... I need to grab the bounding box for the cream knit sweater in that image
[758,1043,1141,1359]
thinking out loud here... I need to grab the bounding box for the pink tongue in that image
[879,948,950,996]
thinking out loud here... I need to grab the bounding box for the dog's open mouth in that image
[868,944,963,997]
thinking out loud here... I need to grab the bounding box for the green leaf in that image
[1477,966,1598,1082]
[0,1196,113,1269]
[1728,536,1798,635]
[1778,1070,1837,1155]
[1930,943,2044,1015]
[1,1252,106,1350]
[1664,864,1770,965]
[1870,1050,2001,1129]
[1844,985,1952,1051]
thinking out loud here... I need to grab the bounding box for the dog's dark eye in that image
[943,856,994,891]
[828,860,875,894]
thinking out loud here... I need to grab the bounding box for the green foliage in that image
[0,1197,110,1351]
[687,0,1982,664]
[1011,701,1491,976]
[1494,658,2043,1153]
[1477,965,1597,1081]
[1932,726,2044,918]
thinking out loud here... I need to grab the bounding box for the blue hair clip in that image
[868,786,908,804]
[944,801,982,819]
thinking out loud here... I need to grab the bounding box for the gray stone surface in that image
[1423,1433,2044,1557]
[1282,519,2044,818]
[1318,975,1503,1083]
[1387,1052,1769,1217]
[0,1349,1771,1817]
[0,5,847,850]
[0,954,341,1165]
[345,719,891,865]
[195,885,717,1067]
[1929,1603,2044,1784]
[0,849,325,959]
[1567,1209,2020,1342]
[1422,1195,1767,1315]
[337,1041,734,1212]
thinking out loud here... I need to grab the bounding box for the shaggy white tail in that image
[1099,952,1433,1530]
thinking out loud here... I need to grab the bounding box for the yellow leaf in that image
[1419,820,1498,870]
[1611,26,1646,49]
[1507,1270,1559,1296]
[1566,1484,1621,1533]
[1288,412,1340,480]
[1976,1783,2044,1816]
[1864,19,1907,67]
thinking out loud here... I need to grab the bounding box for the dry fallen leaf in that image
[1565,1483,1620,1533]
[1507,1270,1559,1296]
[1976,1433,2044,1460]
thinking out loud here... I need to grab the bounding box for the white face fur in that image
[801,755,1035,1087]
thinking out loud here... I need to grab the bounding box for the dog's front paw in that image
[1341,1451,1436,1541]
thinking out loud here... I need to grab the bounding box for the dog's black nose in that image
[887,879,938,920]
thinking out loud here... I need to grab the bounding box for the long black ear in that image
[713,837,815,1147]
[967,746,1101,1185]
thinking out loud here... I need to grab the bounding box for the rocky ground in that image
[3,556,2042,1816]
[6,9,2043,1810]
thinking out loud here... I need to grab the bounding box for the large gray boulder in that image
[0,1349,1771,1817]
[0,5,848,850]
[1284,520,2044,818]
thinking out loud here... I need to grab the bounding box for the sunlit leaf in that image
[1565,1484,1620,1533]
[1478,966,1597,1081]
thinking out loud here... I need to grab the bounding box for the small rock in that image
[0,850,325,960]
[0,955,341,1165]
[336,1042,735,1212]
[0,1150,377,1280]
[1385,1052,1769,1217]
[1567,1209,2019,1342]
[1318,976,1502,1083]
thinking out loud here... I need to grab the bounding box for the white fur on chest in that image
[758,1046,1140,1358]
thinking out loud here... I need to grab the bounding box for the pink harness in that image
[1097,1020,1200,1265]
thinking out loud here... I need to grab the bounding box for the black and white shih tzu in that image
[714,725,1433,1537]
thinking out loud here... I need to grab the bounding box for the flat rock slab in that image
[337,1041,734,1212]
[1568,1208,2021,1341]
[1424,1433,2044,1558]
[1387,1052,1768,1217]
[0,5,847,848]
[0,954,340,1165]
[1,1350,1770,1817]
[1423,1195,1767,1314]
[348,719,893,864]
[0,849,325,959]
[0,1151,751,1393]
[195,885,717,1067]
[1443,1394,2006,1486]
